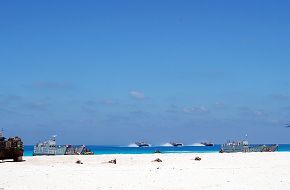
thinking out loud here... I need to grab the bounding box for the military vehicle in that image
[170,142,183,147]
[220,140,278,153]
[135,141,150,147]
[33,135,94,156]
[201,141,214,146]
[0,130,24,162]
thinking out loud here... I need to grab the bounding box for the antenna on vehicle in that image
[52,135,57,141]
[0,128,3,137]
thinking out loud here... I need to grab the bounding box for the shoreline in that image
[22,144,290,157]
[23,151,220,157]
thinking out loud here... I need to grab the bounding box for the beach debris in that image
[194,156,201,161]
[101,159,117,164]
[75,159,83,164]
[152,158,162,162]
[154,149,161,154]
[108,159,117,164]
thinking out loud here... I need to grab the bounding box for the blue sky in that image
[1,1,290,145]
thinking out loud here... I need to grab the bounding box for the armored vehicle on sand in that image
[0,130,24,162]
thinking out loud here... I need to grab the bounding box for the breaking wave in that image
[191,143,205,146]
[160,143,173,147]
[128,143,138,147]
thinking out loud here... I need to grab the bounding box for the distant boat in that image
[33,135,93,156]
[170,142,183,147]
[135,141,150,147]
[220,140,278,153]
[200,141,214,146]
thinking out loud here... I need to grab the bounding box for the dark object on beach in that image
[152,158,162,162]
[108,159,116,164]
[194,156,201,161]
[0,130,23,162]
[154,149,161,154]
[76,160,83,164]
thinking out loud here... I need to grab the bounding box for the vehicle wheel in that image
[13,156,22,162]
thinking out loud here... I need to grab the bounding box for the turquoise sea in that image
[24,144,290,156]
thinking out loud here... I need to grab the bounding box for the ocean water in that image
[23,144,290,156]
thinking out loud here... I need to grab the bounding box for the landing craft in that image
[33,135,93,156]
[220,140,278,153]
[170,142,183,147]
[135,141,150,147]
[200,141,214,146]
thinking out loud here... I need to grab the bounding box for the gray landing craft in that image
[200,141,214,146]
[0,130,23,162]
[33,135,93,156]
[170,142,183,147]
[135,141,150,147]
[220,140,278,153]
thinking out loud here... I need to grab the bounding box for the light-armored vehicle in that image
[0,131,24,162]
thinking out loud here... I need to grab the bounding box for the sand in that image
[1,152,290,190]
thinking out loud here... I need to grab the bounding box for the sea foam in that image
[160,143,173,147]
[128,143,138,147]
[191,143,205,146]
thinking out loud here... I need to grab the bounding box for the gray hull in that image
[221,143,278,153]
[33,146,67,156]
[33,135,93,156]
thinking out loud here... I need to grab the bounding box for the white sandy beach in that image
[1,152,290,190]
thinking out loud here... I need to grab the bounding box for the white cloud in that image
[214,102,226,109]
[130,91,145,99]
[183,106,209,114]
[237,107,268,118]
[253,110,265,117]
